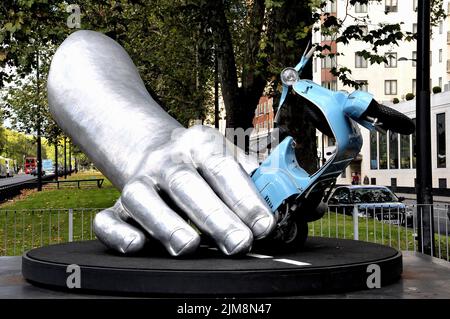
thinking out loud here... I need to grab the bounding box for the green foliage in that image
[0,0,446,172]
[405,93,415,101]
[2,0,441,127]
[432,86,442,94]
[0,125,53,167]
[392,97,399,104]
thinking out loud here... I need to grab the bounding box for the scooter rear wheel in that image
[283,220,308,249]
[363,100,415,135]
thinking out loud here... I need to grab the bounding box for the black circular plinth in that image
[22,237,402,296]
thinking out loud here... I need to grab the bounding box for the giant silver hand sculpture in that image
[47,30,276,256]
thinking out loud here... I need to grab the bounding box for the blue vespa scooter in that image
[251,47,415,248]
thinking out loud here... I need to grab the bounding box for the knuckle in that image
[122,178,151,200]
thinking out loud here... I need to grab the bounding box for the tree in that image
[1,0,446,174]
[0,0,70,188]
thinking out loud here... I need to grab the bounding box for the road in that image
[0,174,36,188]
[402,198,450,235]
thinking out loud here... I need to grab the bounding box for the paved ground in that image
[398,193,450,204]
[395,193,450,235]
[0,174,35,188]
[1,251,449,299]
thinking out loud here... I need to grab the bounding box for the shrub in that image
[405,93,415,101]
[433,86,442,94]
[392,97,400,104]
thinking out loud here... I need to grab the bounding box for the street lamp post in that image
[36,49,43,192]
[64,137,67,179]
[397,0,435,256]
[416,0,434,255]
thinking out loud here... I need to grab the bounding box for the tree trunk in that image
[206,0,318,170]
[268,0,318,173]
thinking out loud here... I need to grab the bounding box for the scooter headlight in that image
[280,67,299,86]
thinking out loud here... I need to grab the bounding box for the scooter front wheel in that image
[362,100,415,135]
[255,219,308,252]
[282,220,308,249]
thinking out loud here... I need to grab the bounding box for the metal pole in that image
[54,142,58,181]
[64,137,67,179]
[416,0,434,255]
[36,49,42,192]
[214,46,220,129]
[68,208,73,242]
[321,133,326,165]
[353,205,359,241]
[68,141,72,176]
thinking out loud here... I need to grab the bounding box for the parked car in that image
[30,168,45,176]
[328,185,413,226]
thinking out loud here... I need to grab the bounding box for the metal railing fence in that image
[0,204,448,261]
[0,208,99,256]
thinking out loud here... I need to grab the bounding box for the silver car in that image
[328,185,413,226]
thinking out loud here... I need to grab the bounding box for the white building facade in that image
[327,91,450,192]
[313,0,450,104]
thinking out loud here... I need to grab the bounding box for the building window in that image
[389,131,399,169]
[430,51,432,66]
[385,52,397,68]
[385,0,398,12]
[379,131,388,169]
[355,53,368,68]
[324,0,337,14]
[370,130,378,169]
[400,134,411,169]
[413,0,418,11]
[439,178,447,189]
[355,2,368,13]
[412,119,416,168]
[439,77,442,88]
[391,178,397,187]
[412,79,416,95]
[357,80,368,92]
[412,51,417,67]
[384,80,397,95]
[439,21,443,34]
[322,80,337,90]
[439,49,443,63]
[413,23,417,34]
[313,58,317,73]
[437,113,446,168]
[321,55,336,69]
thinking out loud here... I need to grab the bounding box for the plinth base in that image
[22,237,402,296]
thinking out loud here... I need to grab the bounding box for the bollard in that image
[68,208,73,242]
[353,205,359,241]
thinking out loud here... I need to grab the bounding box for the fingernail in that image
[122,233,145,254]
[251,214,277,239]
[223,228,253,255]
[169,228,200,256]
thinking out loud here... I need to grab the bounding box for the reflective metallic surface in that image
[47,30,275,256]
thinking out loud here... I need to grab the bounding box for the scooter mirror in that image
[280,67,299,86]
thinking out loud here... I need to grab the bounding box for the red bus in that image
[25,157,37,174]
